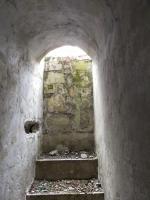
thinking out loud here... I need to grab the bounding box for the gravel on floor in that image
[29,179,102,194]
[39,151,96,160]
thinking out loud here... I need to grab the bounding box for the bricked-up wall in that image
[42,56,95,152]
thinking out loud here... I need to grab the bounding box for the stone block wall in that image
[42,56,94,152]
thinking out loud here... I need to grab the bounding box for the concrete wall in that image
[0,1,150,200]
[43,57,94,152]
[93,1,150,200]
[0,6,44,198]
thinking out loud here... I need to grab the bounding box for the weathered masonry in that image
[43,56,94,152]
[0,1,150,200]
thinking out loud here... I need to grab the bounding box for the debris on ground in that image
[30,179,103,194]
[80,151,88,159]
[95,180,102,188]
[40,150,96,159]
[49,149,58,156]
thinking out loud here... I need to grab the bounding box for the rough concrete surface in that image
[0,46,43,199]
[35,158,98,180]
[0,1,150,200]
[26,192,104,200]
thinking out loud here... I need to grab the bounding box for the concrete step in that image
[26,180,104,200]
[26,192,104,200]
[35,157,98,180]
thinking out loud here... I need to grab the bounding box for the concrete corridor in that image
[0,1,150,200]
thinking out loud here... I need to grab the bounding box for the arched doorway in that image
[41,46,95,155]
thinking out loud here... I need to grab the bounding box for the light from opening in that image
[46,45,91,59]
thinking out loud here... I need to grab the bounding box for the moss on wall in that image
[43,56,94,151]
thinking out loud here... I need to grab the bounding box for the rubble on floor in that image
[30,179,102,194]
[39,150,96,159]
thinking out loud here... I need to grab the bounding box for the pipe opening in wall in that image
[40,45,95,153]
[24,120,40,134]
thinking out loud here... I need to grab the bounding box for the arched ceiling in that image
[29,24,98,61]
[0,0,112,61]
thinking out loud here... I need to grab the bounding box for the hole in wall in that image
[24,120,40,134]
